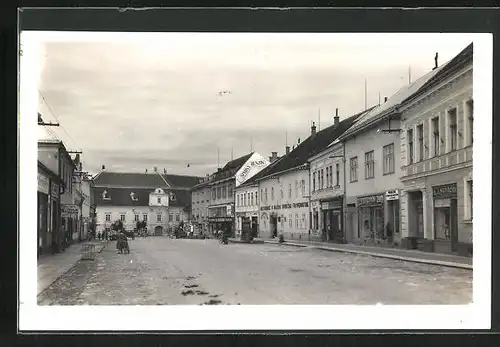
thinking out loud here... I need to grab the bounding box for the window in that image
[467,100,474,146]
[222,185,227,199]
[261,189,263,202]
[301,179,306,196]
[288,184,292,198]
[236,194,239,207]
[383,143,395,175]
[143,213,148,222]
[365,151,374,179]
[432,116,440,156]
[449,108,458,151]
[329,166,333,187]
[407,128,414,164]
[157,197,161,204]
[417,124,424,161]
[326,168,329,188]
[349,157,358,182]
[289,213,292,228]
[105,214,111,222]
[217,187,221,199]
[271,187,274,201]
[169,214,173,222]
[313,172,316,192]
[468,180,473,220]
[335,163,340,186]
[240,194,243,207]
[134,214,139,222]
[244,193,247,206]
[256,191,258,203]
[156,213,162,222]
[302,213,306,229]
[251,192,254,206]
[280,188,284,200]
[212,188,216,200]
[176,214,180,222]
[120,214,125,222]
[228,184,233,198]
[265,188,268,202]
[320,169,324,189]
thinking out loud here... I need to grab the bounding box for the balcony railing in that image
[402,145,472,178]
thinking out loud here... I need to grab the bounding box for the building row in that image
[190,43,473,257]
[37,140,95,256]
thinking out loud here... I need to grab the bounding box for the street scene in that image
[38,238,471,305]
[35,33,474,306]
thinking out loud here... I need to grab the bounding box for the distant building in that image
[93,170,202,236]
[190,177,211,232]
[399,43,473,256]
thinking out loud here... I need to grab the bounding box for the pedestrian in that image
[98,231,101,241]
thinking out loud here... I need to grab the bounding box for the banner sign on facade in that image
[432,183,457,199]
[260,201,309,211]
[321,200,342,210]
[38,172,50,194]
[385,189,399,201]
[61,204,79,214]
[357,194,384,207]
[235,153,270,187]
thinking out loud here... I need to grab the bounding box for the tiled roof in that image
[401,43,473,106]
[246,111,368,183]
[93,172,167,188]
[339,63,449,140]
[93,187,191,207]
[161,174,204,188]
[212,152,254,182]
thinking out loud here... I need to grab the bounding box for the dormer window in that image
[130,192,138,201]
[102,190,111,200]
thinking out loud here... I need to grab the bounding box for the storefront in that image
[37,172,50,255]
[49,181,61,252]
[61,204,79,245]
[385,189,400,243]
[357,193,385,244]
[209,204,234,236]
[432,183,459,254]
[320,197,343,242]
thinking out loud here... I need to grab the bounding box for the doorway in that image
[154,225,163,236]
[270,215,278,238]
[450,198,458,252]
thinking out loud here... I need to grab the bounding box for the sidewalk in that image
[229,238,265,244]
[262,239,472,270]
[37,241,108,296]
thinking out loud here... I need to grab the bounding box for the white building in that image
[93,169,201,236]
[399,43,473,256]
[338,59,448,247]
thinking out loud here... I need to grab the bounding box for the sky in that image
[35,32,473,177]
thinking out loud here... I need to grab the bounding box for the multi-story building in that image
[207,152,268,236]
[254,116,360,241]
[233,152,271,238]
[307,109,365,243]
[399,43,473,256]
[338,60,447,248]
[93,169,201,236]
[81,173,96,240]
[190,177,211,233]
[38,140,77,252]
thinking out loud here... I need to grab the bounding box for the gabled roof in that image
[93,172,167,188]
[244,111,367,184]
[93,187,191,207]
[161,174,204,188]
[211,152,254,182]
[401,43,473,107]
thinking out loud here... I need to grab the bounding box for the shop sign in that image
[385,189,399,201]
[321,200,342,210]
[260,202,309,211]
[432,183,457,199]
[38,173,50,194]
[357,194,384,207]
[50,183,59,198]
[62,204,79,214]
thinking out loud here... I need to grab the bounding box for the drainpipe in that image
[342,144,347,244]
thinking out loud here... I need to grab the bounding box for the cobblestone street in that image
[38,237,472,305]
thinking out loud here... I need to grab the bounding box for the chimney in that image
[163,168,166,174]
[285,146,290,155]
[101,165,106,171]
[384,96,388,103]
[154,166,158,173]
[311,122,317,136]
[75,153,80,164]
[334,108,340,126]
[145,168,148,173]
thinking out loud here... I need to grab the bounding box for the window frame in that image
[349,157,358,183]
[383,143,395,175]
[407,128,414,165]
[417,124,424,161]
[335,163,340,186]
[364,150,375,179]
[432,116,440,156]
[449,108,458,151]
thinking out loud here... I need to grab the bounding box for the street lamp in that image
[329,154,347,243]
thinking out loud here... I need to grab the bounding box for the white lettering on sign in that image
[385,189,400,201]
[235,154,270,187]
[38,172,50,194]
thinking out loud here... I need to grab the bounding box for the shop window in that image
[449,108,458,151]
[349,157,358,182]
[432,116,440,156]
[467,100,474,146]
[434,204,451,239]
[365,151,374,179]
[383,143,395,175]
[417,124,424,161]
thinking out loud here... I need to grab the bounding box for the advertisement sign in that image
[432,184,457,199]
[38,172,50,194]
[235,153,270,187]
[385,189,400,201]
[357,194,384,207]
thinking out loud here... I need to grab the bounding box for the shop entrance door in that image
[450,198,458,252]
[331,212,340,241]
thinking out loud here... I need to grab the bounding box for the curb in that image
[263,241,472,270]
